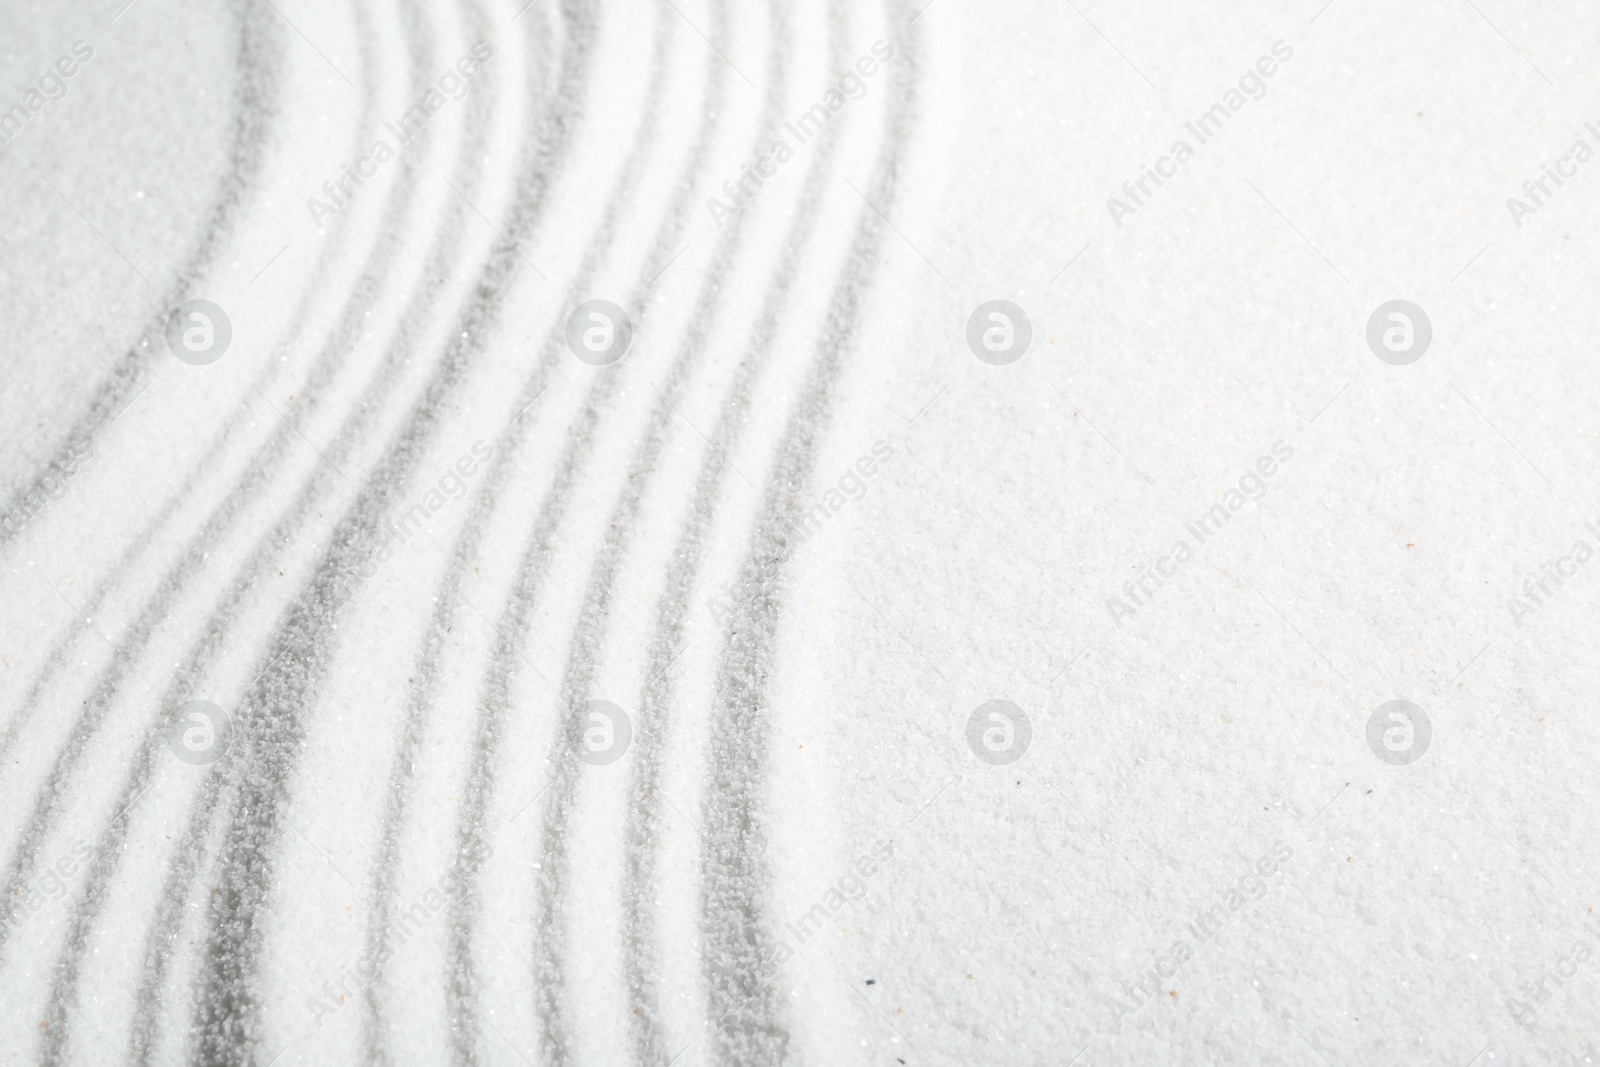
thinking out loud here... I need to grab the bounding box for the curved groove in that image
[349,7,578,1067]
[698,6,921,1063]
[0,0,551,1059]
[0,0,284,554]
[434,1,737,1059]
[0,0,310,963]
[527,1,804,1063]
[0,0,413,774]
[113,4,532,1050]
[180,2,593,1060]
[619,5,850,1060]
[359,7,681,1067]
[29,0,474,1059]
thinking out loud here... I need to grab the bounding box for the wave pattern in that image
[0,0,922,1063]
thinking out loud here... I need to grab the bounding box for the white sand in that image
[2,0,1597,1064]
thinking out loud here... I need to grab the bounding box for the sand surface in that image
[2,1,1598,1064]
